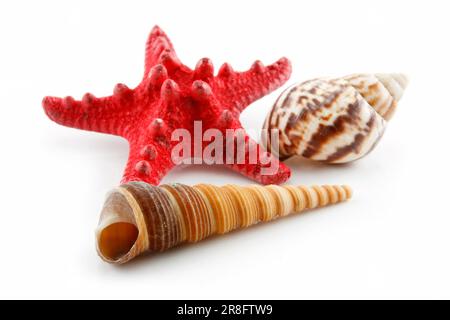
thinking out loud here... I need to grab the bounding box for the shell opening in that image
[98,222,138,262]
[96,190,139,263]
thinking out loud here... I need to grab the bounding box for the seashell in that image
[263,73,408,163]
[96,182,352,264]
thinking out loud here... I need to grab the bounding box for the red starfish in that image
[43,26,292,185]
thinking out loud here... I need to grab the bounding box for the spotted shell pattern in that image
[96,182,352,263]
[263,73,408,163]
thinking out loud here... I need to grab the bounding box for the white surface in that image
[0,0,449,299]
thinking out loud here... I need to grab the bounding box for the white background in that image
[0,0,449,299]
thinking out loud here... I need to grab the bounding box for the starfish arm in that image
[215,57,292,112]
[222,131,291,185]
[42,85,134,135]
[121,139,175,186]
[143,26,179,80]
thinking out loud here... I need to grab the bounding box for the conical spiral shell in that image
[263,73,408,163]
[96,182,352,264]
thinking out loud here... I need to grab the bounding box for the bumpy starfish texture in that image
[43,26,292,185]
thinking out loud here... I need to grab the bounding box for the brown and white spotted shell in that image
[263,73,408,163]
[96,182,352,264]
